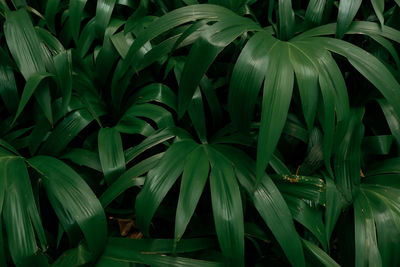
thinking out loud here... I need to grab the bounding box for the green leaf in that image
[278,0,295,40]
[253,176,305,266]
[336,0,362,38]
[378,99,400,150]
[115,116,154,136]
[39,109,94,156]
[52,244,92,267]
[305,0,326,25]
[370,34,400,72]
[175,145,209,242]
[207,146,244,266]
[100,153,163,207]
[221,145,305,267]
[362,185,400,266]
[273,174,325,204]
[53,50,72,113]
[135,140,198,235]
[315,37,400,117]
[98,127,126,185]
[256,41,294,184]
[44,0,60,33]
[178,19,260,117]
[121,4,239,74]
[228,32,277,131]
[77,18,96,57]
[294,21,400,43]
[95,19,125,82]
[0,139,19,155]
[284,195,327,250]
[303,239,340,267]
[35,84,53,126]
[363,135,392,155]
[371,0,384,26]
[36,27,65,55]
[0,219,6,267]
[334,108,364,203]
[95,0,117,38]
[69,0,87,42]
[4,9,46,80]
[201,76,222,130]
[97,238,220,266]
[132,83,177,111]
[188,89,207,143]
[1,157,47,266]
[353,190,382,267]
[124,127,176,164]
[119,103,174,130]
[288,44,319,132]
[28,156,107,259]
[208,0,245,11]
[0,65,19,114]
[61,148,102,172]
[367,158,400,176]
[12,72,54,125]
[324,177,343,245]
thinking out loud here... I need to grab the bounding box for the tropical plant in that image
[1,0,400,266]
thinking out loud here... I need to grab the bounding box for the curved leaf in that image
[98,127,126,184]
[95,0,117,37]
[1,157,47,266]
[336,0,362,38]
[278,0,295,40]
[4,9,46,80]
[228,32,277,131]
[100,153,163,207]
[175,145,209,242]
[28,156,107,259]
[256,41,294,184]
[135,140,198,235]
[207,146,244,266]
[12,72,54,125]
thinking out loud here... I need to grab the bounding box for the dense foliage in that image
[1,0,400,266]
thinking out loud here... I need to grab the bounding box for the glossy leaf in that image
[178,19,260,117]
[0,65,19,114]
[303,239,340,267]
[124,127,176,163]
[257,41,294,184]
[100,153,163,207]
[61,148,102,172]
[95,0,117,37]
[12,72,54,125]
[175,145,209,242]
[97,238,220,266]
[217,145,306,267]
[69,0,87,42]
[353,190,382,267]
[305,0,326,24]
[1,157,47,266]
[334,109,364,203]
[336,0,362,38]
[4,9,46,80]
[28,156,107,259]
[324,177,343,245]
[371,0,384,26]
[207,146,244,266]
[98,127,126,184]
[228,32,276,131]
[278,0,295,40]
[39,109,94,156]
[53,50,72,113]
[135,140,198,235]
